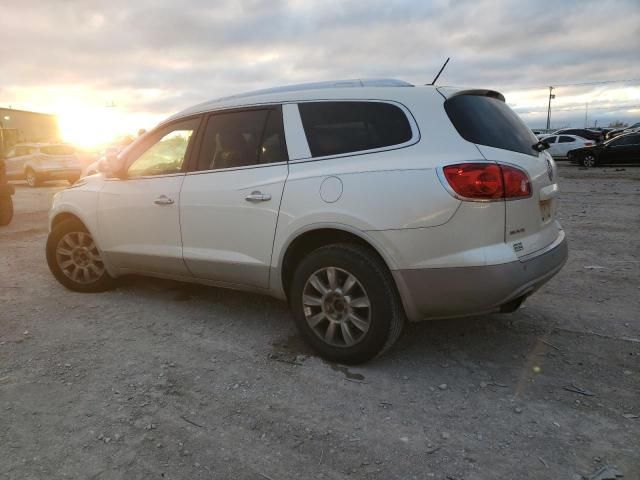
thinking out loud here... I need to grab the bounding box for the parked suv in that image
[46,79,568,363]
[5,143,82,187]
[0,148,15,226]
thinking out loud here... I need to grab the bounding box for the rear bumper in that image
[393,231,568,322]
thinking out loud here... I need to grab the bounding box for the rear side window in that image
[444,94,538,156]
[298,101,412,158]
[195,108,287,171]
[41,145,75,155]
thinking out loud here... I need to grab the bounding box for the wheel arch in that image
[276,225,397,300]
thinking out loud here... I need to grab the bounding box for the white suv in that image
[46,79,568,363]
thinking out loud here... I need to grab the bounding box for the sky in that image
[1,0,639,147]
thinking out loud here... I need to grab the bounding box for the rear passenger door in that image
[557,135,576,157]
[180,107,288,288]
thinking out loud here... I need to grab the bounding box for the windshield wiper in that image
[532,139,550,152]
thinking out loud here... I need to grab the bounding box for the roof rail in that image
[215,78,414,102]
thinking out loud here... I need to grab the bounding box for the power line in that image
[506,77,640,91]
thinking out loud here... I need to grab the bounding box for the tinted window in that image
[41,145,75,155]
[445,94,538,156]
[298,101,412,158]
[195,108,287,171]
[611,135,640,146]
[559,136,574,143]
[544,136,556,144]
[127,119,198,177]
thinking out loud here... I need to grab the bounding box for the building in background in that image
[0,108,59,154]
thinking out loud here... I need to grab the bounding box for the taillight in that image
[585,142,594,146]
[441,163,531,201]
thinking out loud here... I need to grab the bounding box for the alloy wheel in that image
[583,154,596,168]
[302,267,371,347]
[55,231,106,284]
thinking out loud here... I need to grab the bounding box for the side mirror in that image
[97,153,126,179]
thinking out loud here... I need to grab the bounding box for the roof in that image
[165,78,417,123]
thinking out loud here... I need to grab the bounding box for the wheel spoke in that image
[341,274,357,294]
[62,236,75,248]
[57,247,73,257]
[349,296,370,309]
[326,267,338,290]
[324,322,336,342]
[309,274,329,295]
[307,312,326,328]
[87,263,102,276]
[303,294,323,306]
[71,266,82,282]
[348,313,369,332]
[341,322,356,346]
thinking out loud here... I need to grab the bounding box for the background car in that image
[540,134,594,159]
[568,132,640,167]
[552,128,603,143]
[5,143,82,187]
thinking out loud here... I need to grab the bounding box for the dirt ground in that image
[1,164,638,480]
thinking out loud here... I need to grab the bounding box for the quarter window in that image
[298,101,413,158]
[195,108,287,171]
[127,119,198,177]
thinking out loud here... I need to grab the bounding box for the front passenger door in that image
[97,117,201,276]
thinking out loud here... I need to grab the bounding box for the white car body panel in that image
[97,175,189,276]
[180,163,288,289]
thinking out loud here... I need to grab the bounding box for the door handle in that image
[245,191,271,202]
[154,195,174,205]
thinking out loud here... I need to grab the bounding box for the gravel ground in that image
[1,164,639,480]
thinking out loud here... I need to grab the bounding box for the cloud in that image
[1,0,639,130]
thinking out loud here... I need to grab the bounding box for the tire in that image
[582,153,597,168]
[289,243,405,364]
[0,195,13,226]
[46,218,115,292]
[25,168,39,187]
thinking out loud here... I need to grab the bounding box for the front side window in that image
[544,136,557,144]
[298,101,413,158]
[611,134,640,146]
[127,119,198,178]
[559,136,574,143]
[195,108,287,171]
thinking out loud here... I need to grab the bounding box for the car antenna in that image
[428,57,450,85]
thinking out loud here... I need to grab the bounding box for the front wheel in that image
[0,196,13,226]
[289,243,405,364]
[46,218,115,292]
[582,153,597,168]
[25,168,39,187]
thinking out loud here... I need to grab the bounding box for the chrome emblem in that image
[546,158,553,181]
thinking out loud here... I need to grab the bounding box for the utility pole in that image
[546,86,555,130]
[584,103,589,128]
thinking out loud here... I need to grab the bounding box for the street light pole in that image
[546,86,555,131]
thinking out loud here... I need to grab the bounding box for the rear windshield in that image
[40,145,75,155]
[298,101,413,158]
[444,94,538,156]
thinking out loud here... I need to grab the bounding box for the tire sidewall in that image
[289,245,394,364]
[0,196,13,226]
[46,218,114,293]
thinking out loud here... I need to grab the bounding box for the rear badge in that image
[513,242,524,253]
[546,158,553,181]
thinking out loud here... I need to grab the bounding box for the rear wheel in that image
[25,168,39,187]
[582,153,597,168]
[289,243,404,364]
[46,218,115,292]
[0,196,13,226]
